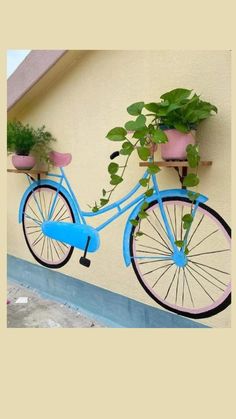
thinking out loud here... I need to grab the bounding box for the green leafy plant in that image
[7,121,56,167]
[91,88,217,241]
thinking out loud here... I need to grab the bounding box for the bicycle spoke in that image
[32,232,44,247]
[132,256,172,261]
[152,264,174,288]
[42,191,47,220]
[175,267,180,304]
[27,229,42,235]
[58,216,71,222]
[174,205,177,239]
[25,225,41,229]
[142,232,172,251]
[136,250,171,255]
[189,249,230,258]
[190,261,230,276]
[28,204,42,222]
[46,192,53,220]
[49,239,54,262]
[164,266,178,300]
[180,205,183,241]
[187,263,225,292]
[47,237,49,260]
[166,205,176,241]
[182,268,185,306]
[138,258,172,265]
[49,197,60,220]
[152,210,170,242]
[40,236,46,257]
[55,240,66,254]
[189,229,219,252]
[31,190,44,221]
[144,262,173,276]
[146,217,172,251]
[52,204,66,221]
[56,208,69,222]
[24,213,42,225]
[188,260,228,287]
[185,266,215,302]
[183,268,194,307]
[187,214,204,247]
[38,188,43,219]
[57,240,69,249]
[50,239,61,260]
[137,243,171,255]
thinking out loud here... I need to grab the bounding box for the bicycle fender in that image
[123,189,208,267]
[18,179,81,224]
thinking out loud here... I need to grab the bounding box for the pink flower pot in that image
[161,129,196,160]
[12,154,36,170]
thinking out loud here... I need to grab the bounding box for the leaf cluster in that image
[7,121,56,166]
[91,89,217,241]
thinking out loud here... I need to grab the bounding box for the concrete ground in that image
[7,281,105,328]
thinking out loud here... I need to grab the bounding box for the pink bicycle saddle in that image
[50,151,72,167]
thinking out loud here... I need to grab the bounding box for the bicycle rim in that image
[130,197,231,319]
[22,185,75,268]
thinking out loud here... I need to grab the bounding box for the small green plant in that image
[7,121,56,166]
[7,121,36,156]
[91,88,217,242]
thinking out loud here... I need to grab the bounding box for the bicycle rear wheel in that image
[130,197,231,318]
[22,185,75,268]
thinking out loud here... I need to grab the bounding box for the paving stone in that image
[7,281,105,328]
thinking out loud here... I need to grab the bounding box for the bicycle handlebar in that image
[110,151,120,160]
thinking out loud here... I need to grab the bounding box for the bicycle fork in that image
[151,174,188,268]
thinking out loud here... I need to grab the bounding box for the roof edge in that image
[7,50,68,111]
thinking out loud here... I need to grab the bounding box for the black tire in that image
[130,197,231,319]
[22,185,75,269]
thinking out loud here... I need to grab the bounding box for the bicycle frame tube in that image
[46,168,86,224]
[180,200,200,253]
[151,173,178,252]
[82,171,150,231]
[45,167,179,253]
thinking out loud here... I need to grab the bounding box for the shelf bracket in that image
[174,166,188,189]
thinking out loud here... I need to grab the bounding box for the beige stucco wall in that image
[7,50,231,327]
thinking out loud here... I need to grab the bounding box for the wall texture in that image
[7,50,231,327]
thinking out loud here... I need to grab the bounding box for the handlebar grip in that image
[110,151,120,160]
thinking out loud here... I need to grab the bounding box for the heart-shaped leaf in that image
[127,102,145,116]
[137,146,150,161]
[139,178,149,187]
[147,163,160,174]
[152,129,168,144]
[108,162,119,174]
[183,173,199,187]
[110,174,123,185]
[106,127,127,141]
[125,115,146,132]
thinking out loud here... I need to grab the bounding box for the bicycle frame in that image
[43,167,186,255]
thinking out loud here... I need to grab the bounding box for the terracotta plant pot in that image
[12,154,36,170]
[161,129,196,160]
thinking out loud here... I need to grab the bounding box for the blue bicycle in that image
[19,151,231,319]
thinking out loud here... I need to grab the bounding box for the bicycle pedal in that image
[79,256,91,267]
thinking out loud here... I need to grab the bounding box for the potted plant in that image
[144,88,217,160]
[7,121,56,170]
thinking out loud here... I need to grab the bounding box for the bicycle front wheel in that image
[22,185,75,268]
[130,197,231,319]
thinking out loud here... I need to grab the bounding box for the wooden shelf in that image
[7,169,48,175]
[139,161,212,167]
[139,160,212,189]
